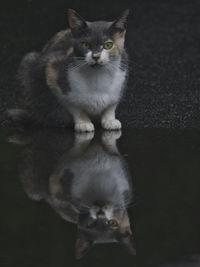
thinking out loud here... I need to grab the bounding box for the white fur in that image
[85,51,93,65]
[85,49,109,65]
[90,206,113,220]
[100,50,109,64]
[69,144,130,211]
[66,58,127,115]
[102,118,122,130]
[75,121,94,132]
[75,131,94,141]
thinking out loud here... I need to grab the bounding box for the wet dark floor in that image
[0,128,200,267]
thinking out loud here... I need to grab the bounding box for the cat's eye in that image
[103,41,113,50]
[108,219,118,228]
[81,42,90,49]
[87,220,95,228]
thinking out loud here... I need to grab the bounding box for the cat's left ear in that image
[118,232,136,256]
[75,231,94,259]
[67,9,88,32]
[110,9,130,33]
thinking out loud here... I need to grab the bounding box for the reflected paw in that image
[75,122,95,132]
[102,130,122,142]
[75,131,94,141]
[101,119,122,130]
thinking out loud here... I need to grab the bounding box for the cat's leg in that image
[72,131,94,155]
[51,132,94,181]
[101,104,122,130]
[68,105,94,132]
[102,130,121,154]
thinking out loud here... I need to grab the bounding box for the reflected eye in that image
[87,219,95,228]
[108,219,118,228]
[81,42,90,49]
[103,41,113,50]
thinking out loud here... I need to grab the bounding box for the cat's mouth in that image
[90,62,103,68]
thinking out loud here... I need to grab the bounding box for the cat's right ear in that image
[67,9,88,33]
[75,231,94,259]
[118,232,136,256]
[110,9,130,34]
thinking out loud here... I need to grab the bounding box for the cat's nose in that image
[92,53,100,61]
[97,209,105,217]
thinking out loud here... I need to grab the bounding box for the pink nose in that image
[97,209,105,216]
[92,53,100,61]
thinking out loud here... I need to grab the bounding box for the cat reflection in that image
[9,130,135,259]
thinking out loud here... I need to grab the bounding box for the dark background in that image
[0,0,200,128]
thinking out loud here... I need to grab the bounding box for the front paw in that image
[101,118,122,130]
[75,122,95,132]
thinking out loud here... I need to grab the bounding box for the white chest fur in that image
[69,147,130,207]
[66,62,127,115]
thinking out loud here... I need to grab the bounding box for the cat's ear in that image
[67,9,87,32]
[110,9,130,33]
[75,231,94,259]
[118,232,136,256]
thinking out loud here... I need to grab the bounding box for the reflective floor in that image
[0,128,200,267]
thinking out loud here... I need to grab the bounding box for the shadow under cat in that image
[8,129,136,259]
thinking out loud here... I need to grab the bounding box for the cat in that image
[7,9,129,132]
[8,129,136,259]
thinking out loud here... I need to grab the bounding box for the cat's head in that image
[67,9,129,67]
[75,205,135,259]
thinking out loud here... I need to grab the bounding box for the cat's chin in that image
[89,63,104,68]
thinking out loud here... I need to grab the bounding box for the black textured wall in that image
[1,0,200,127]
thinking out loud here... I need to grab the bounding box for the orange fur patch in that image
[109,31,126,57]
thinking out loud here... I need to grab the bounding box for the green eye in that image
[108,219,118,228]
[81,42,90,49]
[103,41,113,50]
[87,220,95,228]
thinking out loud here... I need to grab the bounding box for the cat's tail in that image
[17,51,40,91]
[5,108,32,125]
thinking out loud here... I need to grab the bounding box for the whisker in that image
[68,61,88,71]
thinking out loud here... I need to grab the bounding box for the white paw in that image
[102,130,122,143]
[101,118,122,130]
[75,131,94,141]
[75,122,95,132]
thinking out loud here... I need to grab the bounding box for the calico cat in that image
[8,9,129,132]
[8,130,136,259]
